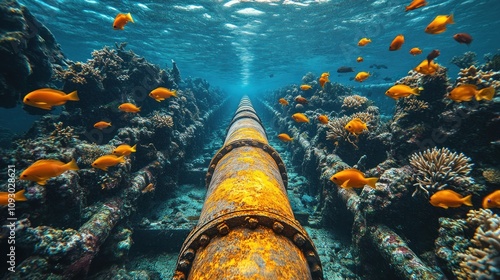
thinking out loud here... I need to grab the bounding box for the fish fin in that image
[38,180,47,186]
[365,177,378,189]
[433,29,446,34]
[341,179,351,188]
[447,14,454,24]
[65,158,79,171]
[172,90,177,97]
[66,90,79,101]
[31,159,66,166]
[476,87,495,101]
[127,13,134,23]
[15,190,27,202]
[463,194,473,207]
[101,167,108,171]
[131,144,137,152]
[155,98,162,102]
[438,203,449,209]
[118,155,126,163]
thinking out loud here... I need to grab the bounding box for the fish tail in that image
[131,144,137,153]
[172,90,177,97]
[290,138,294,141]
[413,87,423,96]
[462,194,473,207]
[365,177,378,189]
[66,158,80,171]
[476,86,495,101]
[15,189,28,202]
[118,155,126,163]
[127,13,134,23]
[447,14,454,24]
[66,90,79,101]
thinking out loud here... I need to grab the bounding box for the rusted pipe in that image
[174,96,323,280]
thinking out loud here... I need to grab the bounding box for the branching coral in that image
[393,97,430,122]
[451,51,478,69]
[457,209,500,280]
[326,112,376,149]
[50,122,77,147]
[453,65,500,90]
[150,111,174,129]
[409,147,474,197]
[342,95,369,112]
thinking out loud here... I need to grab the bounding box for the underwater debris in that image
[409,147,474,197]
[451,51,478,69]
[457,209,500,280]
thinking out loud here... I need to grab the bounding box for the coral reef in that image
[453,65,500,89]
[341,95,369,114]
[0,0,66,108]
[436,209,500,280]
[457,209,500,280]
[409,147,474,197]
[451,51,478,69]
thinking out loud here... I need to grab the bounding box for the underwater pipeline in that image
[173,96,323,280]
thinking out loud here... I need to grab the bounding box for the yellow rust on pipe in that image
[225,120,267,145]
[199,146,293,224]
[188,226,312,280]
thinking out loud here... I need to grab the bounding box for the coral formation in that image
[409,147,474,196]
[0,0,66,108]
[453,65,500,89]
[451,51,478,69]
[341,95,369,113]
[457,209,500,280]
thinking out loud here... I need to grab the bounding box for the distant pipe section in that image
[173,96,323,280]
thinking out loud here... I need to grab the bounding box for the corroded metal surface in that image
[174,96,323,280]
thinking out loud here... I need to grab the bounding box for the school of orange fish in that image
[276,0,498,210]
[2,4,498,210]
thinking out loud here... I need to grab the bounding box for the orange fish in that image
[356,57,364,63]
[389,34,404,51]
[113,144,137,156]
[118,103,140,113]
[292,113,310,123]
[295,96,308,104]
[358,38,372,46]
[94,121,112,130]
[149,87,177,102]
[278,98,289,106]
[319,72,330,88]
[447,85,495,102]
[409,47,422,56]
[141,183,155,194]
[414,59,439,75]
[23,88,79,110]
[405,0,427,12]
[317,115,329,124]
[430,189,472,209]
[425,14,454,34]
[300,85,312,91]
[277,133,293,142]
[385,85,422,100]
[92,155,126,171]
[354,72,370,82]
[345,118,367,135]
[113,13,134,30]
[0,190,27,206]
[20,159,79,185]
[330,169,378,189]
[482,190,500,209]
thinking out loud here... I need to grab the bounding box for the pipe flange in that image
[205,139,288,189]
[174,209,323,280]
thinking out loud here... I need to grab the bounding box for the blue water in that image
[19,0,500,95]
